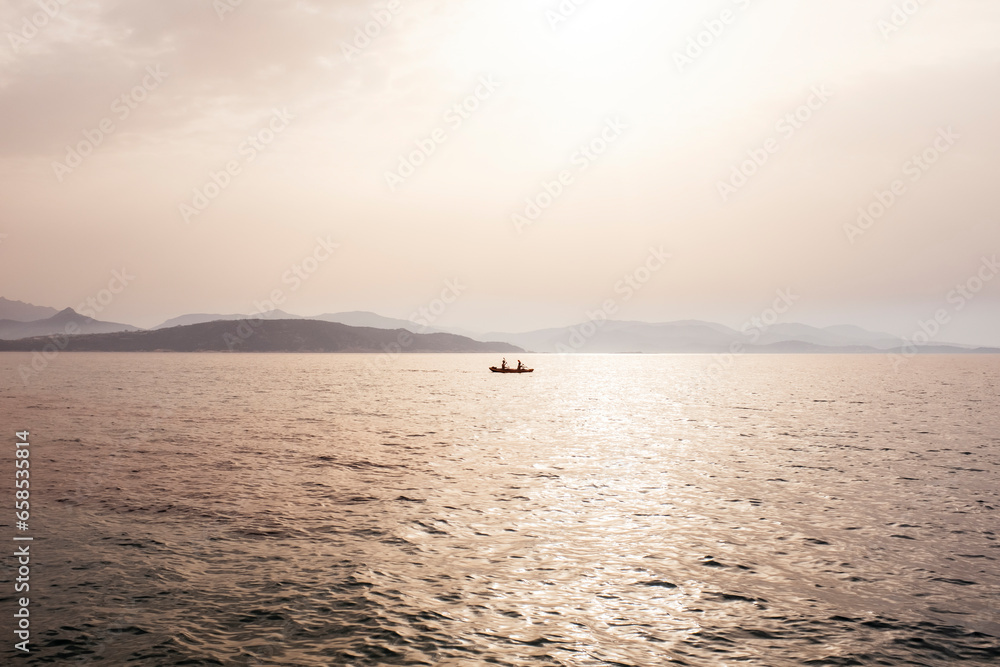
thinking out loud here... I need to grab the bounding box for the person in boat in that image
[501,358,507,369]
[516,360,524,370]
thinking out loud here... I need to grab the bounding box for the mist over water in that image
[1,353,997,666]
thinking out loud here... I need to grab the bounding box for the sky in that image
[1,0,998,344]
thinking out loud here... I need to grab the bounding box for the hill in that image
[0,319,522,353]
[0,307,139,340]
[152,309,444,334]
[480,320,991,354]
[0,297,60,322]
[152,310,304,329]
[312,310,445,333]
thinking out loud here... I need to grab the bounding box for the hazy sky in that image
[1,0,998,344]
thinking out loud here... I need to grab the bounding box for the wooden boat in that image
[489,366,533,373]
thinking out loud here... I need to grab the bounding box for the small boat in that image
[490,366,533,373]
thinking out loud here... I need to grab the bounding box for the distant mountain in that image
[312,311,441,332]
[484,320,738,353]
[753,323,904,350]
[0,319,522,353]
[0,307,140,340]
[0,297,59,322]
[821,324,904,347]
[155,309,450,334]
[482,320,983,354]
[3,301,991,353]
[752,341,999,354]
[153,309,304,329]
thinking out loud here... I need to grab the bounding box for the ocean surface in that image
[0,353,997,666]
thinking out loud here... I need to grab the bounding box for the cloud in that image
[0,0,417,157]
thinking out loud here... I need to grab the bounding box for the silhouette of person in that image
[501,358,507,369]
[517,360,523,370]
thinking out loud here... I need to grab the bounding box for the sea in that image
[0,353,997,666]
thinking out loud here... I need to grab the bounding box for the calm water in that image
[0,353,997,666]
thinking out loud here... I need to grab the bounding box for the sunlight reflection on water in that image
[1,353,997,665]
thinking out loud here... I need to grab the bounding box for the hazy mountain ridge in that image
[312,311,446,333]
[0,307,140,340]
[0,297,60,322]
[0,319,522,353]
[1,298,995,353]
[152,310,444,333]
[153,310,306,329]
[478,319,998,354]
